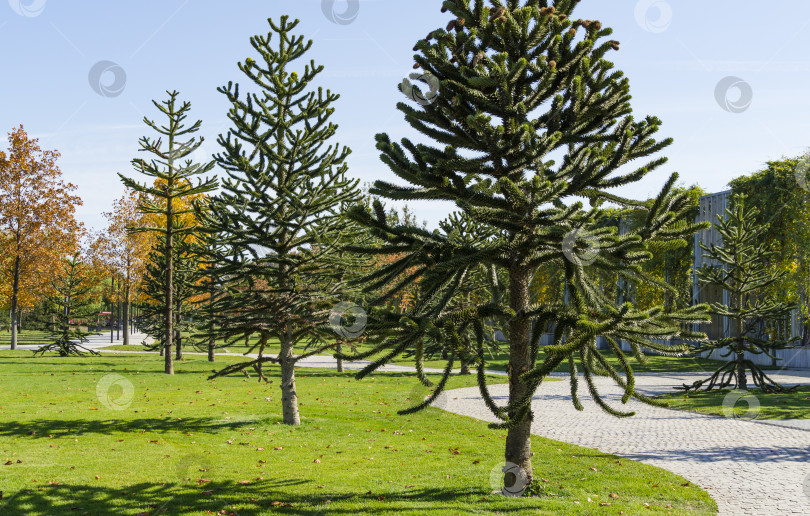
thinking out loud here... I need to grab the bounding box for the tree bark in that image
[123,285,130,346]
[736,292,747,390]
[279,331,300,425]
[336,341,344,373]
[165,181,174,374]
[10,255,20,350]
[208,293,215,362]
[504,265,534,488]
[175,309,183,360]
[460,360,471,375]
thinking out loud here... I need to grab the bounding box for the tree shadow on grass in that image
[0,417,263,439]
[0,479,521,515]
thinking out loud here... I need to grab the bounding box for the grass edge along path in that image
[657,385,810,420]
[0,351,716,514]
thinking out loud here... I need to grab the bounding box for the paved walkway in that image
[6,334,810,513]
[436,372,810,516]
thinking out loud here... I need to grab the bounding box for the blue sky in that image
[2,0,810,231]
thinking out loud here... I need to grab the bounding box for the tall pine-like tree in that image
[119,91,217,374]
[681,195,798,393]
[34,251,99,357]
[197,16,360,425]
[345,0,708,488]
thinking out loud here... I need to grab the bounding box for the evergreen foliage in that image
[118,91,217,374]
[344,0,709,484]
[196,16,360,425]
[34,252,99,357]
[680,195,799,393]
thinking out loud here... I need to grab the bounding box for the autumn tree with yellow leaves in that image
[0,125,83,349]
[93,190,152,345]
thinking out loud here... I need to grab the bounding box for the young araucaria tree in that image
[197,16,360,425]
[119,91,217,374]
[344,0,708,489]
[681,195,798,393]
[34,250,99,357]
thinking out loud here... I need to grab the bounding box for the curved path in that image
[435,372,810,516]
[7,333,810,513]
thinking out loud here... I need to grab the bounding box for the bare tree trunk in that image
[208,293,215,362]
[165,192,174,374]
[175,310,183,361]
[279,331,300,425]
[736,293,747,390]
[10,255,20,350]
[123,284,130,346]
[504,266,533,488]
[336,341,344,373]
[460,360,471,375]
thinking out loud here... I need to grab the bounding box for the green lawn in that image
[0,329,101,347]
[0,330,56,347]
[106,335,738,375]
[0,351,716,515]
[658,386,810,420]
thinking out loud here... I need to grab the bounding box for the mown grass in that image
[0,351,716,515]
[104,335,737,375]
[658,386,810,420]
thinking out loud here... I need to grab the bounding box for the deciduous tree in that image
[0,125,82,349]
[93,190,151,345]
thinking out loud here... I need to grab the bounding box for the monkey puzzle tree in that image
[680,195,798,393]
[34,251,99,357]
[119,91,217,374]
[197,16,360,425]
[344,0,708,489]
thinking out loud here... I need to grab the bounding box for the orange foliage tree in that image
[0,125,82,349]
[93,190,152,345]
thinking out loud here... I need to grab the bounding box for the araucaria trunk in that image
[504,266,534,485]
[279,333,300,425]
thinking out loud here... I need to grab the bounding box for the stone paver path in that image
[436,372,810,516]
[6,334,810,513]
